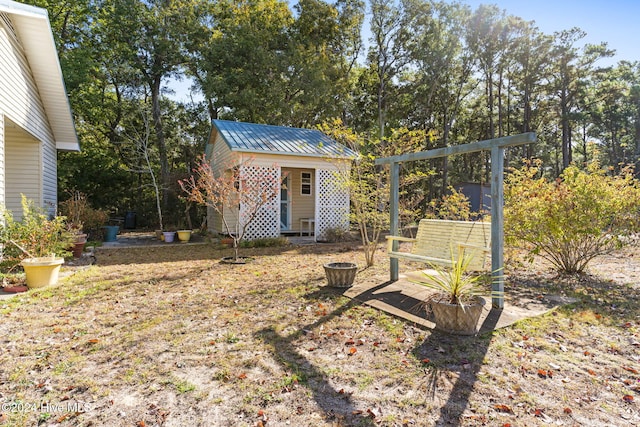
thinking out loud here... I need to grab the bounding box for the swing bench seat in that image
[386,219,491,272]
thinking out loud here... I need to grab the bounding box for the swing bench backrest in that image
[386,219,491,271]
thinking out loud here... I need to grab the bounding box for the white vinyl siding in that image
[209,133,235,171]
[0,15,52,144]
[5,123,40,217]
[0,113,4,208]
[0,14,57,215]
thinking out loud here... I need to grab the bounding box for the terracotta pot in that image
[429,295,486,335]
[73,233,87,243]
[72,241,86,258]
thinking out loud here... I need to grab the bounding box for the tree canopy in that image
[22,0,639,228]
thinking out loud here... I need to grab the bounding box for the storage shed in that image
[205,120,356,241]
[0,0,79,218]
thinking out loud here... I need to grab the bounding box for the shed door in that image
[280,174,290,230]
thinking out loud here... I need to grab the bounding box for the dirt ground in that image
[0,239,638,426]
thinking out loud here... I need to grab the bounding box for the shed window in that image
[301,172,312,195]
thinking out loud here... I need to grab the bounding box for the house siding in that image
[0,113,4,209]
[0,13,57,215]
[5,124,40,215]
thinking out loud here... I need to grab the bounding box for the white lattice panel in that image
[315,169,349,241]
[240,165,280,240]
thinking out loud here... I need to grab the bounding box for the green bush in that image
[504,161,640,274]
[324,227,351,243]
[0,196,73,272]
[426,186,476,221]
[239,237,289,248]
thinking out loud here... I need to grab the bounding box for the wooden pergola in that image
[375,133,536,309]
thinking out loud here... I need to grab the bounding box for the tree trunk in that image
[150,75,170,213]
[561,88,572,170]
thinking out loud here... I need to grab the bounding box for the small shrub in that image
[504,161,640,274]
[59,191,109,237]
[324,227,351,243]
[239,237,289,248]
[0,196,73,272]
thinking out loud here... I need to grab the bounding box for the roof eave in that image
[0,1,80,152]
[228,147,356,160]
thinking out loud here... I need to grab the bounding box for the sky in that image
[463,0,640,65]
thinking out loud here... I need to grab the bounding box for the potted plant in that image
[163,228,176,243]
[0,196,74,288]
[411,247,487,335]
[59,192,88,257]
[177,229,192,243]
[68,223,88,258]
[323,262,358,288]
[58,190,108,242]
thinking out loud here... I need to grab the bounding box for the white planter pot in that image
[429,295,486,335]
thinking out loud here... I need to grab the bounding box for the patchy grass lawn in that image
[0,241,638,426]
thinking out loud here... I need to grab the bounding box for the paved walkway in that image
[100,231,209,249]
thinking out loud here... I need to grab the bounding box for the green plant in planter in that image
[413,247,486,305]
[0,196,74,272]
[58,191,109,240]
[411,247,492,335]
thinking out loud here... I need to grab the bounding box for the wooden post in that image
[390,161,400,281]
[490,146,505,309]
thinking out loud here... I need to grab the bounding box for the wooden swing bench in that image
[386,219,491,272]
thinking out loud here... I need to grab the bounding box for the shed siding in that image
[248,153,340,170]
[210,132,234,170]
[207,206,223,235]
[5,125,40,215]
[208,132,235,235]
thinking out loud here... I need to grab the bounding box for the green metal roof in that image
[212,120,357,159]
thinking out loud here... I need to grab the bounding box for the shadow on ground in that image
[255,284,382,426]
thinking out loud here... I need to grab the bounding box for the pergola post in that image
[390,161,400,281]
[490,146,505,309]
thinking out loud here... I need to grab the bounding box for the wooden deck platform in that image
[343,272,575,333]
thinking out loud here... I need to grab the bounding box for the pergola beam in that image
[374,133,536,166]
[376,132,536,309]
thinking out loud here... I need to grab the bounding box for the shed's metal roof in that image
[212,120,356,159]
[0,0,79,151]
